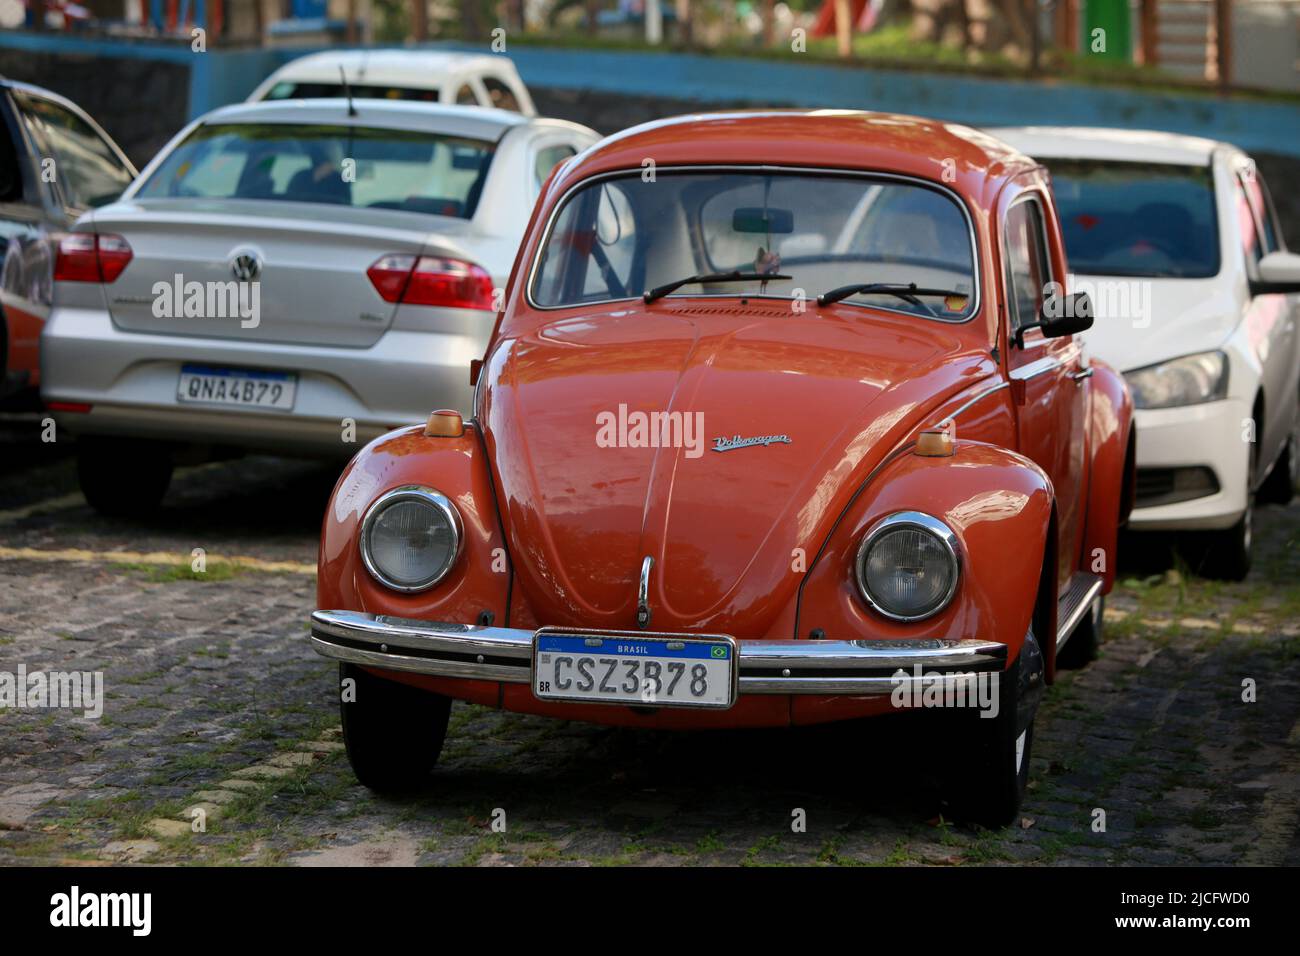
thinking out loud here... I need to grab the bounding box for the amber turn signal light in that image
[915,428,954,457]
[424,409,464,437]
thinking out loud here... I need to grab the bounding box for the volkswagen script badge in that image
[711,434,793,452]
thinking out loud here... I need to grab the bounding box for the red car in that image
[310,111,1135,826]
[0,79,135,405]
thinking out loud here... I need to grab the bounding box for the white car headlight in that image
[1124,350,1228,409]
[360,486,462,592]
[855,511,960,622]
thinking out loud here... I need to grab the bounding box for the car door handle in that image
[1071,368,1094,383]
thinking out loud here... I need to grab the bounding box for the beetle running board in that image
[1056,572,1104,651]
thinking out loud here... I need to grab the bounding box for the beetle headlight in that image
[855,511,960,621]
[1123,350,1228,409]
[360,486,462,592]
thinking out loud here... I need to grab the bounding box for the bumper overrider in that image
[309,609,1008,698]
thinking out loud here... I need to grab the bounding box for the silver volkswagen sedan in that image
[41,98,597,514]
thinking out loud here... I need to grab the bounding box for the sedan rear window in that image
[530,170,976,319]
[135,123,494,218]
[264,82,441,102]
[1044,159,1220,278]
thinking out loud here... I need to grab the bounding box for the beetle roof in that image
[558,110,1038,203]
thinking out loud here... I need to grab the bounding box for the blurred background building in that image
[0,1,1295,93]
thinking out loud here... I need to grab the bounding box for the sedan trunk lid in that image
[89,198,476,348]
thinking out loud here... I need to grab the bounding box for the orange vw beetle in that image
[310,111,1135,826]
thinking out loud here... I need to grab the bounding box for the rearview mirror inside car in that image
[733,207,794,234]
[451,147,484,170]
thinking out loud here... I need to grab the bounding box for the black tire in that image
[943,628,1043,828]
[76,436,173,516]
[1187,442,1256,582]
[1257,405,1299,506]
[339,662,451,793]
[1194,514,1252,581]
[1057,595,1103,669]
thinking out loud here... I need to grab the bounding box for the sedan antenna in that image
[339,66,357,118]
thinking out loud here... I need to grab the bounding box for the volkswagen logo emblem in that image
[231,253,261,282]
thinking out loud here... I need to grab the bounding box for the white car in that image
[994,126,1300,579]
[246,49,536,116]
[41,99,596,515]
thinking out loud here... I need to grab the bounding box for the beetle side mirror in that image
[1250,251,1300,296]
[1015,292,1093,348]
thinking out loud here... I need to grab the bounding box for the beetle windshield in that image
[530,170,977,318]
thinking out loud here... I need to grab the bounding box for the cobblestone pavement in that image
[1,417,1297,867]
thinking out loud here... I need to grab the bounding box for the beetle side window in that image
[534,182,638,304]
[1003,198,1052,332]
[455,84,477,106]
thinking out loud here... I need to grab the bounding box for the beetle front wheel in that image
[339,663,451,793]
[943,629,1043,828]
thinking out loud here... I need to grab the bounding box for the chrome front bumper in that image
[310,610,1008,697]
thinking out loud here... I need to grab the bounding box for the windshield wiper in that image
[817,281,968,310]
[643,271,791,304]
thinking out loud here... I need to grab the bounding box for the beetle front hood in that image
[480,304,973,636]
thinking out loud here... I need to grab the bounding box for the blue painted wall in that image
[1,31,1296,157]
[503,46,1300,158]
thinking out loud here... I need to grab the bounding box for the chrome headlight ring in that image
[359,485,463,593]
[854,511,961,622]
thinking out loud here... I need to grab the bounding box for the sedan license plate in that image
[177,364,296,411]
[532,629,737,710]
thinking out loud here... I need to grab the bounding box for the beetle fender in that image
[317,423,511,626]
[1082,359,1136,593]
[795,440,1055,668]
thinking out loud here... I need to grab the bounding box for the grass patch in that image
[113,560,245,583]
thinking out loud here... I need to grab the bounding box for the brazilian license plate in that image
[532,629,737,709]
[177,364,296,410]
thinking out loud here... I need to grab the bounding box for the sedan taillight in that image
[367,254,494,311]
[54,233,133,283]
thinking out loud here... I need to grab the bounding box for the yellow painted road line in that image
[0,460,234,527]
[0,492,86,526]
[0,546,316,576]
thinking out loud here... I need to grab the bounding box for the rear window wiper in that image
[643,271,792,304]
[817,281,968,310]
